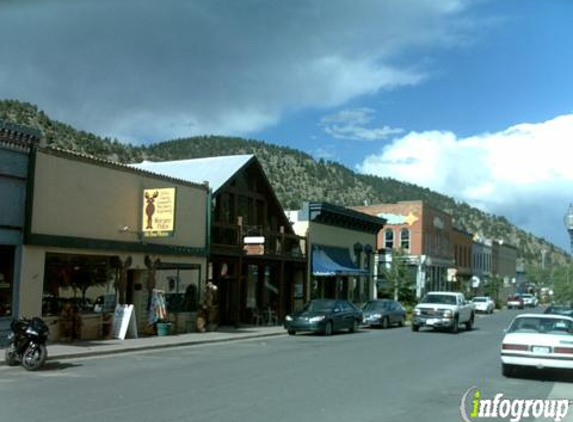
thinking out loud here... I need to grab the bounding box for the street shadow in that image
[411,326,482,335]
[40,361,83,371]
[292,330,367,337]
[362,325,408,330]
[509,367,573,383]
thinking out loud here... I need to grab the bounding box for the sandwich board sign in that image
[112,304,138,340]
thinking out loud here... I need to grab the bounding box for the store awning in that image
[312,245,368,277]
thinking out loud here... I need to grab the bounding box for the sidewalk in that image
[0,325,286,366]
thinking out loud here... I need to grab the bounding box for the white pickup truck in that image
[412,292,475,334]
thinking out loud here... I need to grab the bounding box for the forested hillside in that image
[0,100,565,267]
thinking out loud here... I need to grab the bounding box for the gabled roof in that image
[130,155,254,193]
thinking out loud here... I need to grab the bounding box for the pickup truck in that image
[412,292,475,334]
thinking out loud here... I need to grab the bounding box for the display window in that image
[0,245,15,317]
[42,253,117,316]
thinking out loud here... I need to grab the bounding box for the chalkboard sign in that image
[112,304,138,340]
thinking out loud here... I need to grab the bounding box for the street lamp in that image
[564,204,573,286]
[565,204,573,257]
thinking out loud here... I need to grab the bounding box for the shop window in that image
[0,246,15,317]
[400,228,410,251]
[42,253,117,316]
[384,229,395,249]
[160,267,201,313]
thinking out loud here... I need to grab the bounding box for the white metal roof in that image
[130,155,254,192]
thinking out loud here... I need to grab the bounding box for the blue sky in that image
[1,0,572,251]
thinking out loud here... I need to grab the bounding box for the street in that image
[1,309,572,422]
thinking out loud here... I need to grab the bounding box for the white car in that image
[500,314,573,377]
[520,293,538,308]
[472,296,495,314]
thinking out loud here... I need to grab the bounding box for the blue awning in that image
[312,245,368,277]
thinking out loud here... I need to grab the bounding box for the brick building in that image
[353,200,455,298]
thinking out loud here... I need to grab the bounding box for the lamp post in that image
[565,204,573,257]
[564,204,573,285]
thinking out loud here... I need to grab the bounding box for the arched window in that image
[400,228,410,251]
[384,229,394,249]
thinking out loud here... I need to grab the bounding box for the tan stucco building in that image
[20,147,209,340]
[287,202,385,306]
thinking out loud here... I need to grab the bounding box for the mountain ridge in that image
[0,99,564,268]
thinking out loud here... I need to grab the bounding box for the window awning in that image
[312,245,368,277]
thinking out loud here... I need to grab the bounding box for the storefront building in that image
[491,240,518,302]
[452,228,474,295]
[0,122,43,343]
[21,147,209,340]
[132,155,307,325]
[287,202,384,305]
[471,238,493,296]
[353,201,456,299]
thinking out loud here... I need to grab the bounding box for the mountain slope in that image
[0,100,565,266]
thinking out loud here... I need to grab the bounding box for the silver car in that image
[362,299,406,328]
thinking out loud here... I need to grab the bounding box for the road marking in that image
[537,383,573,422]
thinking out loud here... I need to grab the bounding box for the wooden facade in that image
[208,157,307,325]
[132,155,308,326]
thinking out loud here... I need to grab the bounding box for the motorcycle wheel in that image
[4,345,19,366]
[22,343,47,371]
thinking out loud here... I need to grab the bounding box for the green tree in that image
[552,263,573,304]
[483,276,503,303]
[378,249,416,304]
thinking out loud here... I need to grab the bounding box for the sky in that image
[1,0,572,252]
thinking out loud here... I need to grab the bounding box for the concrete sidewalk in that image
[0,325,286,365]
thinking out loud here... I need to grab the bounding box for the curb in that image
[0,331,286,367]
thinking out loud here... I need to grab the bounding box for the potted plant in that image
[156,318,172,336]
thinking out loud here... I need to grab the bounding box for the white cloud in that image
[356,114,573,249]
[320,108,404,141]
[312,145,338,161]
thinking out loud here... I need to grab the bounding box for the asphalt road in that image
[1,308,572,422]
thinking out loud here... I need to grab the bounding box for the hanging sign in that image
[142,188,176,237]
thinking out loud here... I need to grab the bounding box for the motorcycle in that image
[5,317,50,371]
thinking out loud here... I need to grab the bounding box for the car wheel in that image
[324,321,333,336]
[398,317,405,327]
[411,324,419,332]
[465,314,474,331]
[381,317,389,329]
[502,363,516,377]
[450,317,459,334]
[287,329,296,336]
[349,319,359,333]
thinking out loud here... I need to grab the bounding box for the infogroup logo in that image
[460,387,571,422]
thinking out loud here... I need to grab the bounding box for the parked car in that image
[284,299,363,336]
[544,304,573,317]
[520,293,538,308]
[472,296,495,314]
[361,299,406,328]
[501,313,573,377]
[506,295,524,310]
[412,292,475,333]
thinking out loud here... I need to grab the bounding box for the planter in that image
[156,322,171,336]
